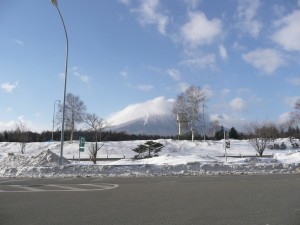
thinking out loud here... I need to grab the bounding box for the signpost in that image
[79,137,85,163]
[224,131,227,162]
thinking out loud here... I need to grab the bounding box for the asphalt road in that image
[0,174,300,225]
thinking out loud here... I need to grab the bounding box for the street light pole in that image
[51,0,69,165]
[52,100,60,141]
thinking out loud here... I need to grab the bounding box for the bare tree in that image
[207,119,220,138]
[291,99,300,123]
[15,120,29,154]
[57,93,86,142]
[173,85,206,142]
[246,121,277,157]
[85,113,111,164]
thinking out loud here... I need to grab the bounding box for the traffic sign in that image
[79,137,85,152]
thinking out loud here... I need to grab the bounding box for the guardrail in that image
[67,158,124,161]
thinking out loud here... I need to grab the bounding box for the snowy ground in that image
[0,139,299,177]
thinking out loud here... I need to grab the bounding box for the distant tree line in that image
[0,129,175,143]
[176,124,300,141]
[1,123,300,143]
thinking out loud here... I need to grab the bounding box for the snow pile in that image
[28,149,69,167]
[0,139,300,177]
[0,149,70,177]
[0,154,29,172]
[274,151,300,164]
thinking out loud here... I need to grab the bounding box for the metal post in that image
[224,131,227,162]
[52,100,60,141]
[51,0,69,165]
[203,102,206,141]
[78,148,80,164]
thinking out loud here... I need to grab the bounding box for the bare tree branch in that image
[15,120,29,154]
[56,93,86,142]
[173,85,206,141]
[246,121,277,157]
[84,113,111,164]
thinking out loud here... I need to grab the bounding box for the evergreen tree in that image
[215,126,224,140]
[132,141,164,159]
[228,127,239,139]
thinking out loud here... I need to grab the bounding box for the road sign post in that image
[79,137,85,163]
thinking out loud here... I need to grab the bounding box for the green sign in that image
[79,137,85,152]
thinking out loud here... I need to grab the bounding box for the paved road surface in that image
[0,174,299,225]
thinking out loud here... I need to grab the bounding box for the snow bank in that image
[0,149,70,177]
[28,149,69,167]
[0,139,300,178]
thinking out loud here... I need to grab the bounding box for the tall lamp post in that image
[51,0,69,165]
[52,100,60,141]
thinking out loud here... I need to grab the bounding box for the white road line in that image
[11,185,45,192]
[0,178,29,184]
[0,183,119,193]
[47,184,87,191]
[79,183,119,190]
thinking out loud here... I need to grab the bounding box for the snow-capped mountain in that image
[110,113,178,136]
[107,96,211,136]
[107,97,178,135]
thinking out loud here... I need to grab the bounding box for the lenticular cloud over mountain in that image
[108,96,174,126]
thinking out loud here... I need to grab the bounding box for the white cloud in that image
[131,0,169,35]
[242,48,285,74]
[137,84,153,91]
[286,77,300,86]
[230,97,246,112]
[0,120,16,131]
[167,69,181,81]
[272,4,286,17]
[278,112,292,124]
[72,67,92,83]
[0,116,33,132]
[0,81,19,93]
[272,10,300,51]
[181,11,222,46]
[35,112,42,117]
[235,0,262,38]
[202,85,214,99]
[221,89,231,98]
[183,0,200,10]
[233,41,246,51]
[178,82,190,92]
[107,96,174,125]
[148,65,163,74]
[210,113,246,131]
[59,72,65,80]
[14,39,24,46]
[120,70,128,78]
[118,0,131,5]
[6,107,12,112]
[180,53,216,69]
[219,44,228,61]
[283,96,300,107]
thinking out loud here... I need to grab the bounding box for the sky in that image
[1,0,300,132]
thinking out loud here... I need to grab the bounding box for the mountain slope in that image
[110,114,178,136]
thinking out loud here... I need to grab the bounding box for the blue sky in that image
[1,0,300,132]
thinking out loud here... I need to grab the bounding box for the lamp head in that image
[51,0,58,6]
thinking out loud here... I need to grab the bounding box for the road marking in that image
[0,178,29,184]
[0,183,119,193]
[47,184,87,191]
[79,183,119,190]
[13,185,45,192]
